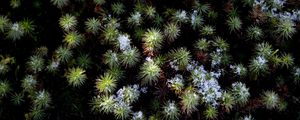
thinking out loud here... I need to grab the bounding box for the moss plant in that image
[85,18,101,35]
[111,3,125,15]
[59,14,77,31]
[0,80,11,98]
[261,91,280,110]
[95,73,117,94]
[33,90,51,109]
[180,88,199,115]
[0,15,9,33]
[221,91,235,112]
[227,16,242,33]
[203,106,218,120]
[231,82,250,106]
[142,28,163,55]
[55,46,73,63]
[103,50,119,68]
[51,0,69,8]
[76,53,92,69]
[93,0,105,5]
[162,101,180,120]
[144,6,156,19]
[119,47,141,68]
[11,93,24,105]
[201,25,215,36]
[164,22,180,42]
[275,19,296,40]
[168,47,191,70]
[63,31,84,48]
[66,67,87,87]
[6,22,24,41]
[246,25,263,40]
[27,55,45,73]
[139,59,161,85]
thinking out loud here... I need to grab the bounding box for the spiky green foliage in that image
[276,20,296,40]
[119,47,141,68]
[231,82,250,106]
[29,107,45,120]
[261,91,280,110]
[6,22,24,41]
[249,56,269,77]
[111,2,125,15]
[0,62,9,75]
[0,80,11,97]
[144,6,156,19]
[113,102,132,120]
[11,93,24,105]
[76,53,92,69]
[51,0,69,8]
[59,14,77,31]
[162,101,180,120]
[35,46,48,57]
[96,73,117,94]
[102,26,119,44]
[247,25,263,40]
[203,106,218,120]
[255,42,273,58]
[27,55,45,73]
[194,38,210,51]
[0,15,9,33]
[293,67,300,84]
[201,25,215,36]
[106,66,125,81]
[103,50,119,68]
[139,59,161,85]
[279,53,294,68]
[21,75,37,92]
[142,28,163,53]
[20,18,35,35]
[221,91,235,112]
[227,16,242,33]
[168,47,191,70]
[128,12,142,27]
[85,18,101,35]
[10,0,21,8]
[91,95,115,113]
[164,22,180,42]
[93,0,105,5]
[180,89,200,115]
[66,67,87,87]
[63,31,84,48]
[55,46,73,63]
[34,90,51,109]
[193,2,210,14]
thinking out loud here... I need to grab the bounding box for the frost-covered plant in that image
[142,28,163,54]
[85,18,101,35]
[162,101,180,120]
[227,16,242,33]
[168,47,191,70]
[230,64,247,77]
[246,25,263,40]
[113,101,132,120]
[231,82,250,106]
[51,0,69,8]
[6,22,24,41]
[112,2,125,15]
[172,10,188,24]
[261,90,280,110]
[33,90,51,109]
[92,95,116,113]
[164,22,180,42]
[117,34,131,51]
[103,50,119,68]
[167,74,184,94]
[128,12,142,27]
[239,115,255,120]
[27,55,44,73]
[293,67,300,84]
[132,111,145,120]
[0,80,11,98]
[63,31,84,48]
[255,42,273,57]
[203,106,218,120]
[119,47,141,68]
[180,88,200,115]
[59,14,77,31]
[95,73,117,94]
[66,67,87,87]
[249,56,269,77]
[21,75,37,92]
[115,84,141,104]
[55,46,73,63]
[139,58,161,85]
[190,10,203,30]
